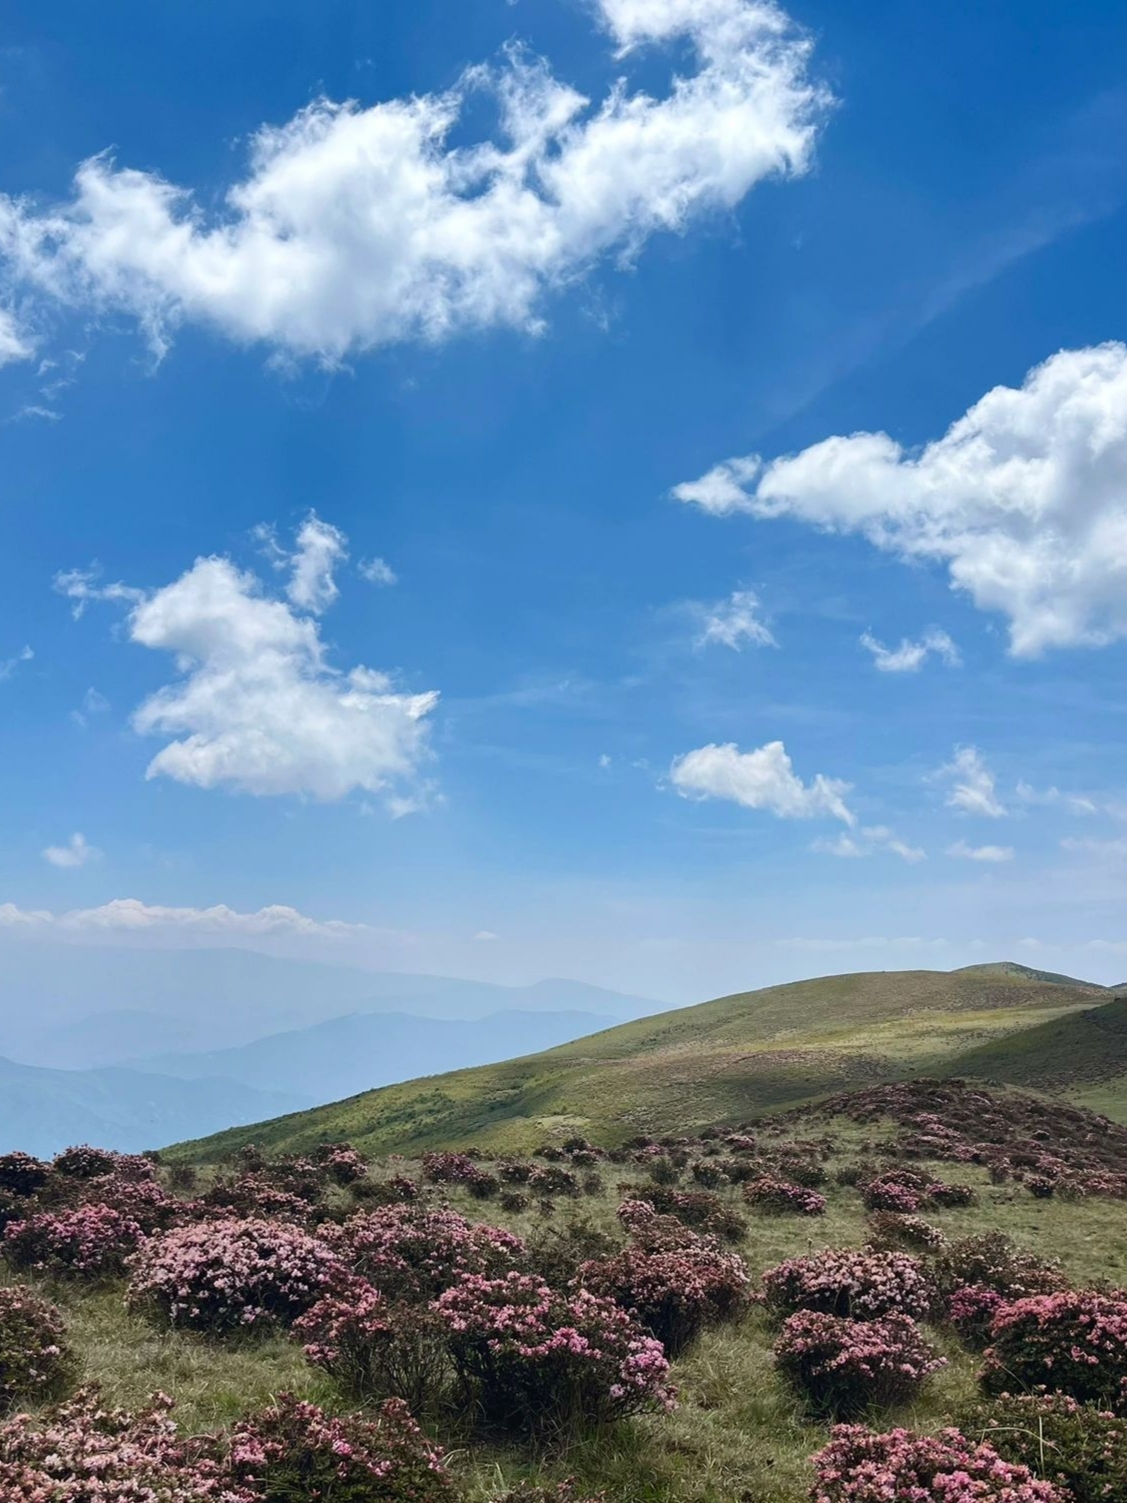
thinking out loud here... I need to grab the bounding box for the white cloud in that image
[359,556,397,587]
[859,627,959,673]
[936,745,1007,818]
[474,930,499,942]
[946,840,1014,863]
[54,568,145,619]
[71,687,110,727]
[0,644,33,681]
[1015,780,1097,815]
[814,824,925,862]
[286,512,347,613]
[0,1,827,365]
[60,518,438,804]
[42,832,99,869]
[0,308,32,366]
[695,588,776,649]
[670,738,854,823]
[0,897,369,938]
[674,343,1127,656]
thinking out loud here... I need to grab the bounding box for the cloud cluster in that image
[814,825,925,862]
[0,0,826,363]
[0,308,32,366]
[946,840,1013,863]
[57,518,437,803]
[860,628,959,673]
[675,343,1127,656]
[695,588,776,649]
[670,738,854,823]
[937,746,1006,818]
[0,897,368,937]
[42,833,99,869]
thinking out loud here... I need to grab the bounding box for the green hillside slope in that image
[944,994,1127,1120]
[170,965,1107,1161]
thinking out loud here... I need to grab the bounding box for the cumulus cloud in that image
[814,825,925,862]
[58,518,438,803]
[946,840,1014,862]
[674,343,1127,656]
[42,833,99,869]
[695,588,776,649]
[936,746,1006,818]
[670,738,854,823]
[0,897,369,937]
[0,0,827,364]
[359,556,397,587]
[860,627,959,673]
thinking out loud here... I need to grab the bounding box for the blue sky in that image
[2,0,1127,1003]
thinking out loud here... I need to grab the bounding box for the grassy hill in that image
[170,964,1110,1161]
[944,994,1127,1114]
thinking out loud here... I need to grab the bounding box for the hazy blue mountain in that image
[0,941,663,1069]
[126,1008,619,1104]
[0,1056,304,1158]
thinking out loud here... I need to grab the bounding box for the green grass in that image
[171,966,1110,1162]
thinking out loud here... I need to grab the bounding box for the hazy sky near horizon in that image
[3,0,1127,1005]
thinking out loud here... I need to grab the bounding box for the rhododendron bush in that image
[4,1204,144,1281]
[930,1233,1065,1310]
[963,1392,1127,1503]
[578,1236,749,1355]
[774,1310,944,1418]
[0,1153,49,1198]
[435,1271,674,1435]
[324,1204,524,1304]
[127,1215,345,1334]
[294,1282,449,1413]
[227,1393,455,1503]
[980,1290,1127,1411]
[0,1286,76,1413]
[761,1249,932,1322]
[743,1177,827,1217]
[810,1424,1066,1502]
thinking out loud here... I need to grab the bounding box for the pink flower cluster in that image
[421,1152,482,1185]
[578,1236,749,1355]
[774,1310,944,1418]
[947,1284,1005,1349]
[127,1216,345,1334]
[294,1281,448,1413]
[52,1144,146,1181]
[810,1424,1066,1502]
[316,1143,369,1186]
[435,1271,675,1434]
[0,1153,49,1198]
[762,1249,932,1322]
[323,1204,525,1305]
[227,1393,454,1503]
[0,1286,76,1413]
[981,1290,1127,1411]
[4,1204,144,1282]
[743,1176,827,1217]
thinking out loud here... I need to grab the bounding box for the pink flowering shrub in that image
[4,1204,144,1281]
[621,1185,746,1242]
[928,1180,977,1208]
[963,1392,1127,1503]
[0,1153,49,1198]
[127,1216,345,1334]
[227,1393,455,1503]
[809,1423,1066,1502]
[866,1212,945,1253]
[0,1387,233,1502]
[435,1271,675,1436]
[762,1249,932,1322]
[324,1204,524,1305]
[774,1311,944,1418]
[859,1173,929,1214]
[202,1174,316,1226]
[314,1143,369,1186]
[980,1290,1127,1411]
[578,1239,749,1355]
[52,1144,135,1181]
[421,1152,481,1186]
[948,1284,1005,1349]
[744,1177,827,1217]
[294,1282,449,1413]
[930,1233,1065,1310]
[0,1287,76,1413]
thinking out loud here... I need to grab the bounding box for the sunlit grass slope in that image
[171,965,1107,1161]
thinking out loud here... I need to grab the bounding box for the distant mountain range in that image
[125,1008,621,1106]
[0,942,661,1154]
[0,1055,304,1160]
